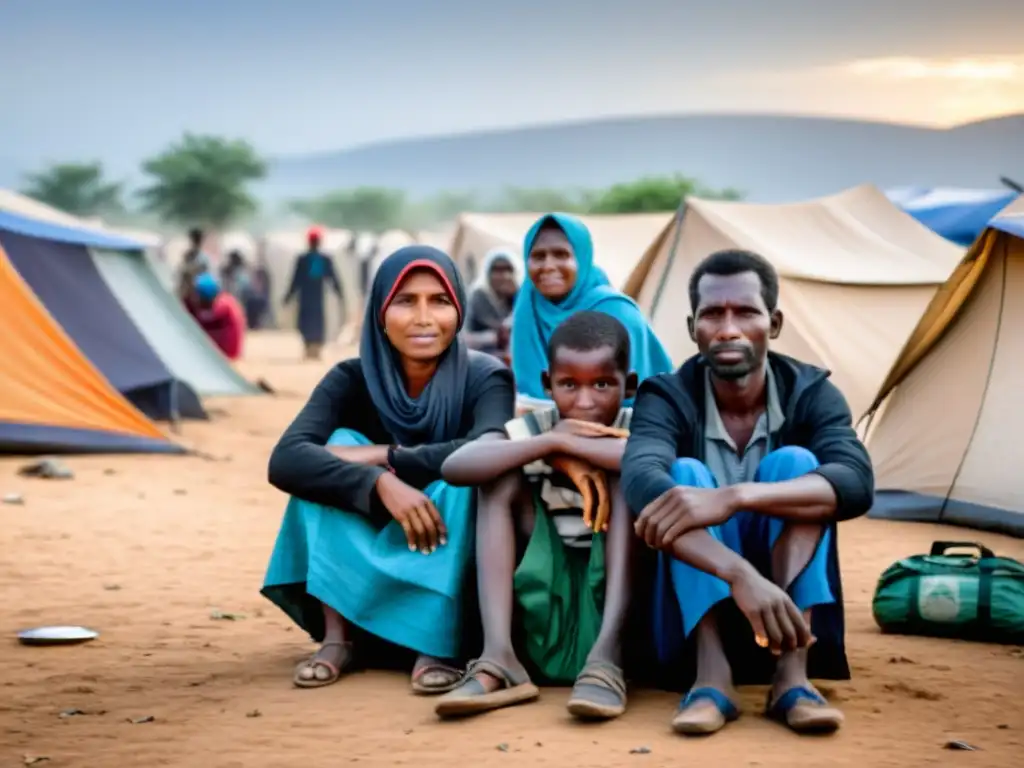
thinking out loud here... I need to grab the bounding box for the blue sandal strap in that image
[766,685,826,718]
[678,686,739,720]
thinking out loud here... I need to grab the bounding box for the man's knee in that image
[670,458,716,488]
[757,446,819,481]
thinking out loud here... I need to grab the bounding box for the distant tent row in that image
[887,186,1018,247]
[0,191,261,454]
[865,197,1024,536]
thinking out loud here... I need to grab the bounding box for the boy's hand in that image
[549,454,610,532]
[552,419,630,440]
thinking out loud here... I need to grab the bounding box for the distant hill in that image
[262,113,1024,204]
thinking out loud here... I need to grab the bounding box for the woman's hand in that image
[375,473,447,553]
[549,454,610,532]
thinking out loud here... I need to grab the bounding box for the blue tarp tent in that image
[887,187,1018,247]
[0,214,206,421]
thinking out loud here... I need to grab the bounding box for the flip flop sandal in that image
[566,661,628,720]
[671,687,740,735]
[410,662,464,695]
[293,641,353,689]
[766,686,844,734]
[434,658,540,718]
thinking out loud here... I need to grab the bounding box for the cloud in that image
[711,55,1024,127]
[842,56,1023,82]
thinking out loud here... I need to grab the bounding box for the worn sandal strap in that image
[679,687,740,720]
[574,662,627,700]
[412,662,462,682]
[766,685,826,717]
[462,658,527,689]
[298,641,352,674]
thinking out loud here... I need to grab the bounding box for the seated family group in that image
[262,212,874,737]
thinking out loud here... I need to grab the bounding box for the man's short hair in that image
[547,310,630,373]
[188,228,204,245]
[688,249,779,312]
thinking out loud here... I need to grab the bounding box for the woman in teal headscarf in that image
[510,213,672,401]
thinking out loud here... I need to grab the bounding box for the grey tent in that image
[91,247,262,399]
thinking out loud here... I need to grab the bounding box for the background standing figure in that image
[177,227,212,311]
[284,225,343,360]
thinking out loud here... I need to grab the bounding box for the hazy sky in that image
[2,0,1023,177]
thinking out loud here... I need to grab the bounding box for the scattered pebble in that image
[23,757,50,766]
[997,724,1009,730]
[403,729,413,735]
[129,715,155,724]
[3,492,24,505]
[19,458,74,479]
[210,609,245,621]
[103,468,116,475]
[496,743,509,752]
[246,709,262,718]
[59,708,85,718]
[103,584,122,591]
[630,747,651,755]
[174,489,187,496]
[944,740,979,751]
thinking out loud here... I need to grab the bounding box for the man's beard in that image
[705,345,758,381]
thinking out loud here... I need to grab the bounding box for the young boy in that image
[436,311,637,721]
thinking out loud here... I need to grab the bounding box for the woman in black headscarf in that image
[262,246,514,691]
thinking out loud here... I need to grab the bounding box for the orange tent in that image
[0,241,181,453]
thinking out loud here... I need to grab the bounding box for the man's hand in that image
[375,473,447,554]
[634,485,737,548]
[552,419,630,439]
[730,565,814,655]
[549,454,610,532]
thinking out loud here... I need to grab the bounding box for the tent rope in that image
[937,242,1007,522]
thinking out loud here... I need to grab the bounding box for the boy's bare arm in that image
[441,432,563,486]
[556,435,628,473]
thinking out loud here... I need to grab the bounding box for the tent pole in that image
[648,198,688,319]
[168,379,181,435]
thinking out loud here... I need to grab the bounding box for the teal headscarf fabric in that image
[509,212,673,399]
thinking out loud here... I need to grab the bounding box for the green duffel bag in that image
[872,540,1024,643]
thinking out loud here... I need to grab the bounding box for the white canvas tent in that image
[448,212,671,291]
[624,185,964,417]
[0,189,162,249]
[864,198,1024,536]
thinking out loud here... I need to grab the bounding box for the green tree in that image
[21,161,124,217]
[290,187,408,232]
[587,175,743,214]
[137,134,266,228]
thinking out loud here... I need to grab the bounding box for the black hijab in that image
[360,245,471,445]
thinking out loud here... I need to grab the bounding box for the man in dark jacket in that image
[622,249,873,737]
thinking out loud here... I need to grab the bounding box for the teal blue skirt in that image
[261,428,474,659]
